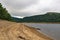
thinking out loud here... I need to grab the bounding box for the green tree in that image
[0,3,11,20]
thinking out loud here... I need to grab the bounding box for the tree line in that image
[22,12,60,22]
[0,3,11,20]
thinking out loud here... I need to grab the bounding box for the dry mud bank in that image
[0,20,53,40]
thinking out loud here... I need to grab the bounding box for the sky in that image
[0,0,60,18]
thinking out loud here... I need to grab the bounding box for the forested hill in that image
[11,12,60,22]
[23,12,60,22]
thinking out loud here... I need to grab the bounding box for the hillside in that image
[12,12,60,22]
[22,12,60,22]
[0,20,53,40]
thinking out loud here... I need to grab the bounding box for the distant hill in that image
[12,12,60,22]
[22,12,60,22]
[11,12,60,22]
[11,17,23,22]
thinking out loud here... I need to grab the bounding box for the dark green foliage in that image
[22,12,60,22]
[11,17,23,22]
[0,3,11,20]
[12,12,60,22]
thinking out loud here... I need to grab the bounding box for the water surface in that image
[24,23,60,40]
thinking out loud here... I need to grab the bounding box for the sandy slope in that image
[0,20,53,40]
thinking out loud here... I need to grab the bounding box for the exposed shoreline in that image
[0,19,53,40]
[22,22,60,24]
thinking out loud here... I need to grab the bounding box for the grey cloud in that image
[1,0,60,17]
[11,12,33,16]
[3,0,38,9]
[0,0,39,17]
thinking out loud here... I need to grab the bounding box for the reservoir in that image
[24,23,60,40]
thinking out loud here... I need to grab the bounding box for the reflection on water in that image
[24,23,60,40]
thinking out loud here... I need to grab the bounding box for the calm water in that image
[23,23,60,40]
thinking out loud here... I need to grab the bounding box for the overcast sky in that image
[0,0,60,17]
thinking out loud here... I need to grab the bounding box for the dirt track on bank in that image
[0,20,53,40]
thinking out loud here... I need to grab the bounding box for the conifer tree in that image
[0,3,11,20]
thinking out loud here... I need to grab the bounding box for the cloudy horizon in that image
[0,0,60,18]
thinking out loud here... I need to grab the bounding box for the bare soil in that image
[0,20,53,40]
